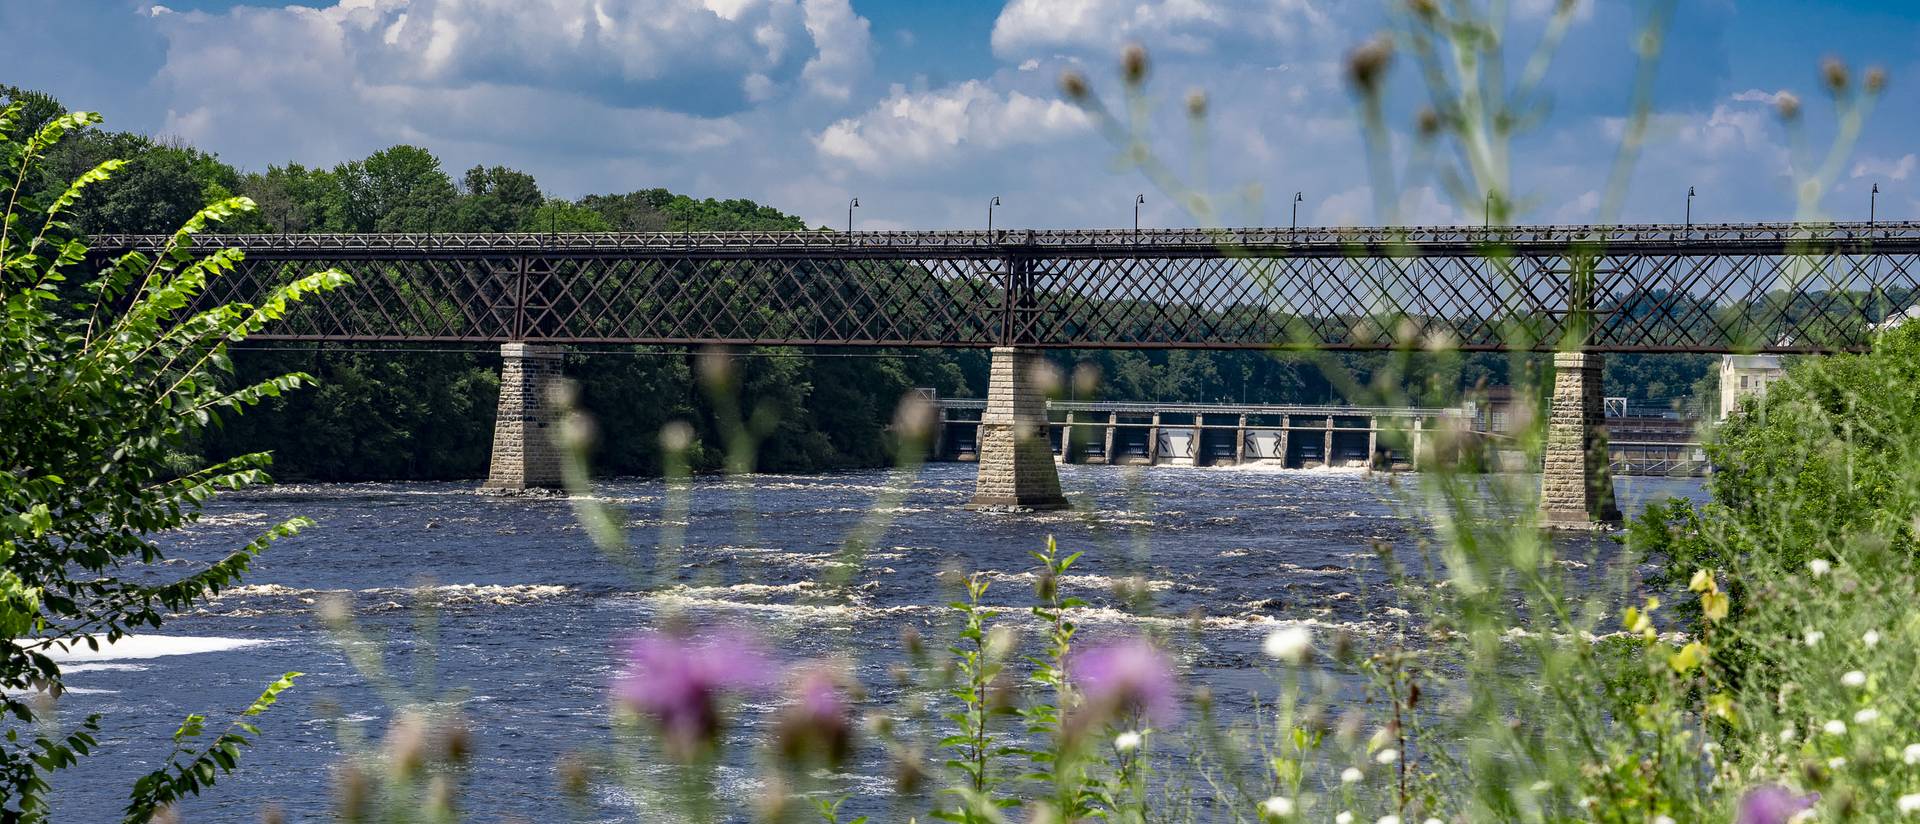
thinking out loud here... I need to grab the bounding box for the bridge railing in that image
[84,222,1920,353]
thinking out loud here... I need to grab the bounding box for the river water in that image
[47,465,1703,821]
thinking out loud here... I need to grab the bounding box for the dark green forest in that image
[4,84,1710,480]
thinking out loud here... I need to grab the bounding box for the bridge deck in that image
[88,222,1920,353]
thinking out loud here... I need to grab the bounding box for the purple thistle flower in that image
[1068,638,1181,726]
[775,666,856,767]
[1735,784,1819,824]
[615,628,772,760]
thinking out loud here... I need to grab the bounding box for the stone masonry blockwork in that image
[483,343,565,492]
[968,347,1067,510]
[1540,352,1622,528]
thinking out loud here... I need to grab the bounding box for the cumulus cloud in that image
[990,0,1325,58]
[1315,185,1459,227]
[1730,88,1793,106]
[154,0,874,118]
[813,80,1092,174]
[1851,153,1917,182]
[799,0,872,102]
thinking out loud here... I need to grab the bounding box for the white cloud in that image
[1549,189,1601,224]
[154,0,874,117]
[799,0,872,101]
[990,0,1324,58]
[1730,88,1792,106]
[813,80,1092,174]
[1851,153,1917,182]
[1315,186,1458,227]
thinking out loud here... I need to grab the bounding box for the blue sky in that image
[3,0,1916,230]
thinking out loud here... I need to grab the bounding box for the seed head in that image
[1060,70,1090,100]
[659,419,694,453]
[1774,91,1802,121]
[1864,66,1888,94]
[1186,88,1209,118]
[1416,107,1441,138]
[1821,57,1850,94]
[1122,44,1150,86]
[1346,35,1396,94]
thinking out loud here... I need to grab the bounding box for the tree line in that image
[2,84,1710,480]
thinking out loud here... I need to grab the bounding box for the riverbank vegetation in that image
[0,107,327,820]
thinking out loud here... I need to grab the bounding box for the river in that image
[47,465,1704,821]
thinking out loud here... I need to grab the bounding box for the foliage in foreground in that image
[0,105,335,820]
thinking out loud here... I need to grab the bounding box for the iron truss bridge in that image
[89,222,1920,353]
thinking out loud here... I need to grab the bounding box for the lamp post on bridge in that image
[1871,183,1880,226]
[1134,193,1145,239]
[847,197,859,243]
[1686,186,1695,228]
[987,196,1001,237]
[1291,191,1303,230]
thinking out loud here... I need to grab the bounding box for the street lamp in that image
[1685,186,1695,228]
[1871,183,1880,226]
[987,196,1001,236]
[1291,191,1304,230]
[1484,191,1494,229]
[1134,193,1145,237]
[848,197,859,241]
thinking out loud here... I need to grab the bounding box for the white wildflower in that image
[1423,820,1443,824]
[1260,796,1295,818]
[1375,748,1400,765]
[1809,558,1832,577]
[1779,724,1797,742]
[1529,780,1551,793]
[1335,812,1354,824]
[1263,626,1313,664]
[1823,719,1848,736]
[1897,793,1920,814]
[1341,767,1364,784]
[1855,708,1880,725]
[1828,756,1848,770]
[1905,743,1920,765]
[1805,630,1825,647]
[1114,731,1142,752]
[1377,817,1401,824]
[1842,670,1867,688]
[1864,629,1882,647]
[1654,817,1676,824]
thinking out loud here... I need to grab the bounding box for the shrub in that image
[0,102,342,820]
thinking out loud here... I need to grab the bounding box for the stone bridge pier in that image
[482,342,565,493]
[1540,352,1622,529]
[967,347,1067,510]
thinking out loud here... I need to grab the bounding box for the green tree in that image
[334,145,458,232]
[0,104,338,820]
[456,165,544,232]
[523,198,612,232]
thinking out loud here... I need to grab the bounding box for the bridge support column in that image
[967,347,1067,510]
[482,343,565,494]
[1540,352,1622,529]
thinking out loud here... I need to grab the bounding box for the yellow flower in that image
[1669,642,1707,673]
[1701,591,1730,623]
[1706,692,1736,721]
[1689,569,1718,593]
